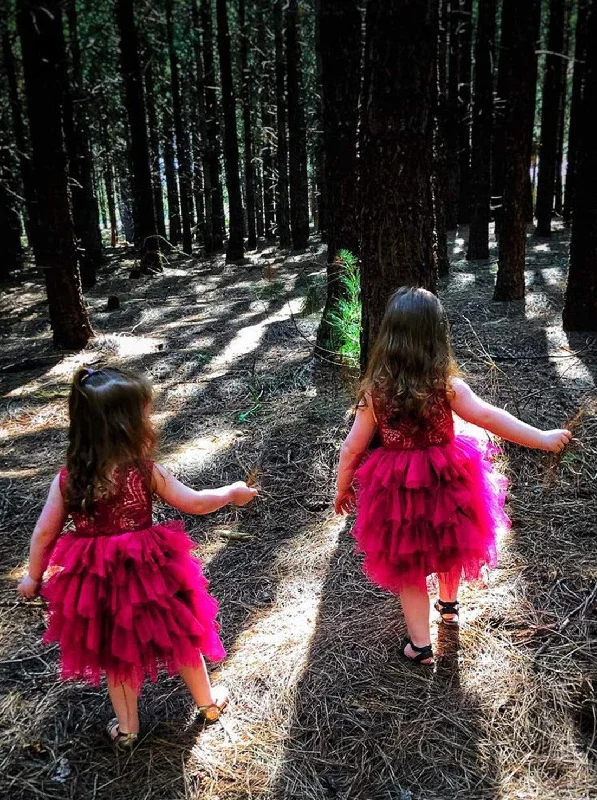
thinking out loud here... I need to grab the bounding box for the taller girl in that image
[335,288,571,665]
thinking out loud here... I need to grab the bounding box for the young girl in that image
[17,366,257,747]
[334,287,571,665]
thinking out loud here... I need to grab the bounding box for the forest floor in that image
[0,224,596,800]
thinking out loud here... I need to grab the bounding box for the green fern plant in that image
[328,249,361,366]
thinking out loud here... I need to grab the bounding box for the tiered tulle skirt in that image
[42,521,225,692]
[353,436,509,592]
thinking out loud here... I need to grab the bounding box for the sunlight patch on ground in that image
[165,432,239,473]
[451,272,476,288]
[452,237,465,254]
[544,326,594,388]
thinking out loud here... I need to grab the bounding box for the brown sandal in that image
[198,686,229,724]
[106,718,138,750]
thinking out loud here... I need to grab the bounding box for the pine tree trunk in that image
[535,0,565,237]
[191,0,213,254]
[239,0,257,249]
[274,0,291,248]
[434,0,450,275]
[494,0,539,301]
[163,116,182,245]
[202,0,225,248]
[457,0,473,224]
[104,162,118,247]
[216,0,244,262]
[17,0,93,349]
[316,0,361,351]
[64,0,103,288]
[360,0,438,368]
[258,3,276,241]
[166,0,194,254]
[467,0,496,260]
[562,0,597,329]
[0,177,23,277]
[445,0,460,229]
[563,0,587,225]
[2,24,39,250]
[314,1,327,238]
[115,0,156,245]
[144,57,167,240]
[285,0,310,250]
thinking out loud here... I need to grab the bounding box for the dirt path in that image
[1,227,596,800]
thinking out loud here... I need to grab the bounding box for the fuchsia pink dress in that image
[353,394,509,593]
[42,464,225,692]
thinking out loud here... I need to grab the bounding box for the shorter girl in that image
[335,287,571,665]
[17,366,257,747]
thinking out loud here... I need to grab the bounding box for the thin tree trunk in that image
[17,0,93,348]
[435,0,450,275]
[467,0,496,260]
[563,0,587,225]
[316,0,361,351]
[163,116,181,245]
[239,0,257,249]
[563,0,597,329]
[216,0,244,262]
[494,0,539,301]
[360,0,438,368]
[202,0,225,248]
[104,163,118,247]
[144,57,167,239]
[191,0,213,254]
[115,0,156,245]
[258,3,276,240]
[274,0,291,248]
[457,0,473,224]
[445,0,460,229]
[535,0,566,237]
[2,23,39,250]
[166,0,194,254]
[286,0,310,249]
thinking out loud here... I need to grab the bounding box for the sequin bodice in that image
[59,464,153,535]
[376,395,455,450]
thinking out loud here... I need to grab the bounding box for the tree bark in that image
[316,0,361,351]
[494,0,539,301]
[202,0,225,248]
[17,0,93,349]
[359,0,438,368]
[445,0,460,229]
[239,0,257,249]
[144,57,167,240]
[274,0,291,248]
[64,0,103,287]
[104,162,118,247]
[467,0,496,260]
[163,115,181,245]
[562,0,597,330]
[191,0,213,254]
[535,0,566,237]
[563,0,588,225]
[434,0,450,275]
[258,5,276,243]
[457,0,473,224]
[166,0,194,254]
[216,0,244,261]
[285,0,310,250]
[2,23,39,250]
[115,0,156,245]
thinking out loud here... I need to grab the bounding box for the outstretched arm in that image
[18,475,67,598]
[335,400,378,514]
[449,378,571,452]
[153,464,257,515]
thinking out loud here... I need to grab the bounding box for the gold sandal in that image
[106,718,138,749]
[198,686,229,724]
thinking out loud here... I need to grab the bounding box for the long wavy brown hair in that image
[358,286,458,425]
[65,366,156,513]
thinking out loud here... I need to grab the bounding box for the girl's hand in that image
[229,481,258,506]
[541,429,572,452]
[334,488,356,515]
[17,575,41,599]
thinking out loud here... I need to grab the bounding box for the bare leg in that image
[107,679,140,735]
[399,583,433,663]
[179,657,215,707]
[436,568,461,622]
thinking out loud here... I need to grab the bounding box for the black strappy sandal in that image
[434,598,460,626]
[399,639,434,666]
